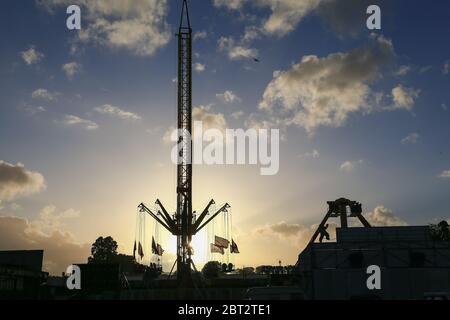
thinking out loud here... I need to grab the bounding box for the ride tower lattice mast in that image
[138,0,230,287]
[176,0,194,284]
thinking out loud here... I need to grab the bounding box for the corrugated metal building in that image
[297,226,450,300]
[0,250,48,299]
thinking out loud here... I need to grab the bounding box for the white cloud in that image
[214,0,392,39]
[162,105,228,144]
[439,170,450,179]
[20,46,44,65]
[0,215,90,275]
[317,0,389,37]
[194,63,206,73]
[231,111,245,120]
[364,206,408,227]
[256,221,311,242]
[298,149,320,159]
[94,104,141,121]
[391,85,420,111]
[443,60,449,75]
[213,0,245,10]
[394,65,412,76]
[62,62,82,79]
[216,90,242,104]
[22,105,47,116]
[340,160,363,173]
[214,0,322,36]
[265,221,306,236]
[242,26,261,43]
[255,220,337,249]
[401,133,420,145]
[419,66,433,74]
[442,103,448,111]
[0,161,46,201]
[193,105,227,132]
[218,36,258,61]
[32,205,80,234]
[194,30,208,40]
[32,89,58,101]
[260,0,322,36]
[38,0,171,57]
[62,115,99,130]
[258,35,394,133]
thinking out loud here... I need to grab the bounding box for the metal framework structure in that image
[309,198,371,244]
[138,0,230,287]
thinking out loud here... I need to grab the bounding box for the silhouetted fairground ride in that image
[136,0,233,288]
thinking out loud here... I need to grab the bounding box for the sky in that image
[0,0,449,275]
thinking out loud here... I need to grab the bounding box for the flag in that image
[215,236,230,249]
[156,244,164,256]
[230,239,240,254]
[138,242,144,259]
[152,237,158,255]
[211,243,225,255]
[133,241,137,259]
[151,237,164,256]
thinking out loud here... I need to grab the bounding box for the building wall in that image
[310,268,450,300]
[297,227,450,300]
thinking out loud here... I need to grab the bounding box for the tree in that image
[202,261,221,279]
[88,236,118,264]
[438,221,450,241]
[221,263,228,273]
[241,267,255,276]
[430,221,450,241]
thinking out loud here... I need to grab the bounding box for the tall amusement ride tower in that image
[138,0,230,287]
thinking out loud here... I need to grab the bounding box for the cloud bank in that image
[364,206,408,227]
[94,104,142,121]
[38,0,171,56]
[0,161,46,201]
[0,215,90,275]
[20,46,44,65]
[62,115,99,130]
[258,35,394,133]
[213,0,388,37]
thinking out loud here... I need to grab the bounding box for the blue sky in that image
[0,0,449,274]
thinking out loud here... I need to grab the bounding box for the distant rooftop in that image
[0,250,44,272]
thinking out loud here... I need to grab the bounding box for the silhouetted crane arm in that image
[191,199,215,233]
[138,203,172,233]
[155,199,177,230]
[357,214,372,228]
[195,203,230,234]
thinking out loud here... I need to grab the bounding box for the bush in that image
[202,261,221,279]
